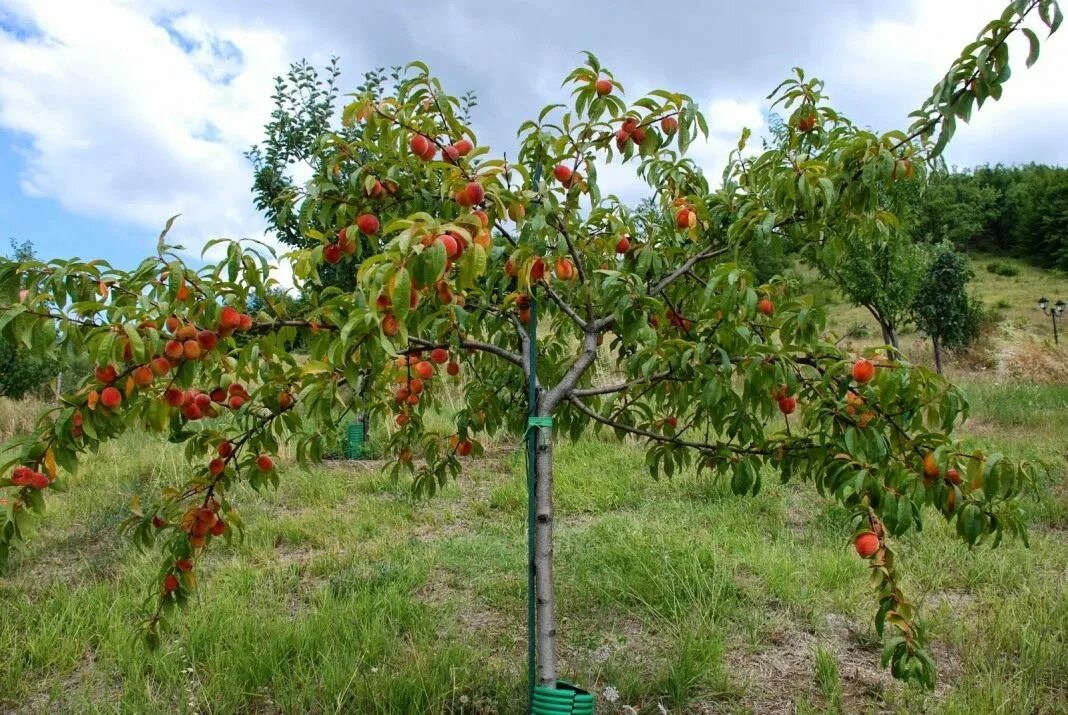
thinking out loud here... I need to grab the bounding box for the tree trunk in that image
[878,322,900,351]
[932,335,943,375]
[533,407,557,687]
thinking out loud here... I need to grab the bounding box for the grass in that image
[0,378,1066,713]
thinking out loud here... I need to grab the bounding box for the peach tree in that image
[0,0,1061,693]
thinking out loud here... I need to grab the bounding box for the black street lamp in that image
[1038,296,1066,344]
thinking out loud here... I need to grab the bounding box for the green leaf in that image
[1022,28,1041,67]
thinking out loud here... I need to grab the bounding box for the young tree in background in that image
[0,240,61,399]
[821,232,928,349]
[913,243,983,374]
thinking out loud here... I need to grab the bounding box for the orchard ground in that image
[1,258,1066,714]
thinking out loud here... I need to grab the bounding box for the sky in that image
[1,0,1066,271]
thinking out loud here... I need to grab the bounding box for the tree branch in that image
[650,245,729,297]
[408,335,523,369]
[571,370,673,397]
[542,331,599,411]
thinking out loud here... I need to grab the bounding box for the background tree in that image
[904,163,1068,263]
[913,242,984,373]
[907,169,1001,249]
[0,240,62,399]
[0,1,1060,700]
[819,232,928,349]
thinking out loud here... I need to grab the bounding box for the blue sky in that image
[1,0,1066,275]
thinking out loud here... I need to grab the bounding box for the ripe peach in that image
[396,412,410,427]
[151,357,171,376]
[631,126,646,144]
[455,138,473,156]
[209,458,225,476]
[409,378,424,394]
[553,164,573,183]
[614,129,629,150]
[946,467,962,485]
[676,208,697,230]
[854,532,879,558]
[219,306,241,330]
[852,358,875,384]
[430,348,449,364]
[278,391,294,409]
[383,314,399,337]
[409,134,431,157]
[778,396,797,415]
[473,209,489,228]
[414,361,434,380]
[507,203,526,222]
[238,313,253,332]
[357,213,380,235]
[256,455,273,472]
[164,340,184,360]
[615,236,630,254]
[176,558,193,572]
[218,441,234,458]
[101,386,122,409]
[530,258,546,282]
[163,574,180,593]
[197,330,218,351]
[661,116,678,133]
[922,452,940,480]
[182,403,203,421]
[758,299,774,316]
[464,181,485,204]
[228,394,245,410]
[457,440,473,456]
[595,77,612,96]
[437,233,459,259]
[152,515,168,529]
[324,244,342,264]
[182,340,201,360]
[164,387,184,407]
[95,365,118,384]
[132,365,154,388]
[447,361,460,376]
[165,315,181,333]
[555,258,575,280]
[210,520,226,536]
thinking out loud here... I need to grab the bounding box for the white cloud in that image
[0,0,288,264]
[0,0,1065,278]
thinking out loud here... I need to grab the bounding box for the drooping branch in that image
[568,394,802,457]
[408,335,524,369]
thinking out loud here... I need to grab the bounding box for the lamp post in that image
[1038,296,1066,345]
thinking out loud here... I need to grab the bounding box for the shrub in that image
[986,261,1020,277]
